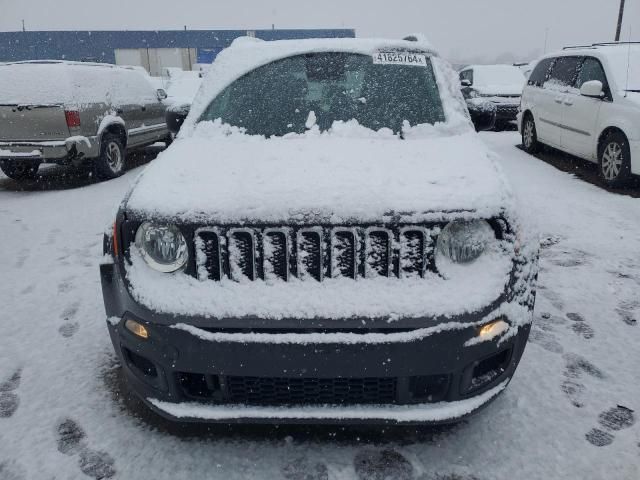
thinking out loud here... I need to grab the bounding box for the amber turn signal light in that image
[125,319,148,339]
[478,319,509,339]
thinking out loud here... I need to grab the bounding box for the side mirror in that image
[166,104,190,134]
[580,80,604,98]
[467,99,496,132]
[156,89,168,101]
[460,79,472,88]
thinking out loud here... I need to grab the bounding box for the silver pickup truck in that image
[0,61,169,181]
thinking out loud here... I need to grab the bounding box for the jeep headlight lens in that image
[135,222,188,273]
[437,220,495,264]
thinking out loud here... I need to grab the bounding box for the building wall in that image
[0,29,356,66]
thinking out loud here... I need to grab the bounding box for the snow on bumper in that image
[147,381,508,424]
[103,277,533,424]
[101,223,537,424]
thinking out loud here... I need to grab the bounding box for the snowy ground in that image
[0,132,639,480]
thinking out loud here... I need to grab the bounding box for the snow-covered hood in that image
[126,125,513,224]
[474,84,523,97]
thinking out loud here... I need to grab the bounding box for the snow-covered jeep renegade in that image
[101,37,538,424]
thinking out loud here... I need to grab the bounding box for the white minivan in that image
[519,43,640,187]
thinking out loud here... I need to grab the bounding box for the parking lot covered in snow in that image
[0,131,638,480]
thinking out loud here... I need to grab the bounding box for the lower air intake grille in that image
[226,376,397,405]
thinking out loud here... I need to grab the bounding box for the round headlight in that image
[134,222,188,273]
[437,220,495,264]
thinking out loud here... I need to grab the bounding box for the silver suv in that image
[0,61,169,181]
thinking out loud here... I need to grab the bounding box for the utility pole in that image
[615,0,626,41]
[543,27,549,53]
[21,19,25,32]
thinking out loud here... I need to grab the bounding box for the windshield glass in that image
[199,52,445,136]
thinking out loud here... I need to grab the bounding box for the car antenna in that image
[624,27,632,97]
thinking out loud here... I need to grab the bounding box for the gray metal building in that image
[0,29,356,76]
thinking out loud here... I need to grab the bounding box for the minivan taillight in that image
[64,110,81,128]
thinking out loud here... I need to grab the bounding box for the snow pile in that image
[126,126,513,224]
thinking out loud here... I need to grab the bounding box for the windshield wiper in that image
[625,89,640,93]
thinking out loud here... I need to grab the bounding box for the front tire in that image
[522,114,540,154]
[599,131,632,188]
[0,162,40,181]
[94,133,126,180]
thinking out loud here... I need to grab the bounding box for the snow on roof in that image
[182,37,439,134]
[0,61,156,105]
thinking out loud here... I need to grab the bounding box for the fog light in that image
[125,319,148,339]
[478,319,508,339]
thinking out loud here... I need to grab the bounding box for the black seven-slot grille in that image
[194,225,439,282]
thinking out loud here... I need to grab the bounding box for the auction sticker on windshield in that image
[373,52,427,66]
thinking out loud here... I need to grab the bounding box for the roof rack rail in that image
[562,45,595,50]
[592,41,640,46]
[563,41,640,50]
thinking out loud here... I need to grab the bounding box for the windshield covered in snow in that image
[199,52,445,136]
[473,65,526,87]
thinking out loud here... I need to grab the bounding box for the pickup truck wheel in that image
[599,131,632,188]
[0,162,40,181]
[522,114,540,154]
[94,134,126,180]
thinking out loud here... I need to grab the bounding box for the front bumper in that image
[494,103,520,122]
[101,256,535,424]
[0,137,97,165]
